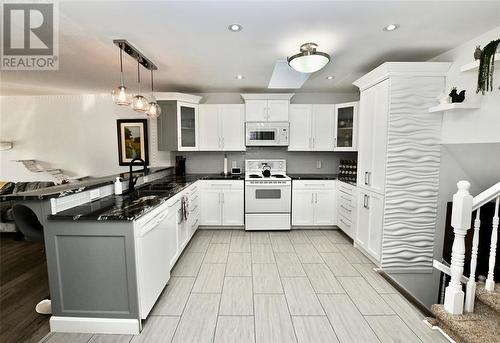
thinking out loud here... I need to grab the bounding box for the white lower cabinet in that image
[336,181,357,239]
[355,188,384,262]
[200,180,244,226]
[292,181,336,226]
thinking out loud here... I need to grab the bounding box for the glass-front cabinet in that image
[178,102,198,150]
[334,101,358,151]
[156,94,201,151]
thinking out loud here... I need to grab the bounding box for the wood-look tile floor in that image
[0,235,51,343]
[41,229,448,343]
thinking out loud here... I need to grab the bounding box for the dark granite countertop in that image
[2,167,173,201]
[289,174,338,180]
[48,173,244,221]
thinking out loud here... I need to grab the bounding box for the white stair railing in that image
[444,181,473,315]
[442,180,500,315]
[485,197,499,291]
[464,208,480,312]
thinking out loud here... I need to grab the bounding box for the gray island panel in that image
[45,220,139,319]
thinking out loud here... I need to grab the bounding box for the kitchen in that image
[1,2,500,343]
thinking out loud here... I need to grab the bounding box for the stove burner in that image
[249,174,262,178]
[272,174,285,178]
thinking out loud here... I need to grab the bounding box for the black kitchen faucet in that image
[128,157,147,192]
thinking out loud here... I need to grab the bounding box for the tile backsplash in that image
[176,148,357,174]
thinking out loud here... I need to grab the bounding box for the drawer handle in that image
[340,195,351,202]
[340,205,352,213]
[339,218,350,227]
[363,194,370,209]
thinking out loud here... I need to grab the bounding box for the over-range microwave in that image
[246,122,289,146]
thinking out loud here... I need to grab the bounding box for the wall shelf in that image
[460,54,500,72]
[429,103,481,113]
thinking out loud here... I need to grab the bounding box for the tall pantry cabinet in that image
[353,62,450,273]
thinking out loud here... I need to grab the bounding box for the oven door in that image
[245,183,291,213]
[246,129,278,146]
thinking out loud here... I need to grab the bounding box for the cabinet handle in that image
[312,137,315,148]
[367,172,371,186]
[311,193,314,204]
[315,193,318,203]
[218,193,221,204]
[363,194,370,209]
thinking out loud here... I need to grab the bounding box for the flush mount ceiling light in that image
[287,43,330,73]
[326,75,335,80]
[112,44,132,106]
[235,75,245,80]
[228,24,242,32]
[146,69,161,118]
[383,24,399,31]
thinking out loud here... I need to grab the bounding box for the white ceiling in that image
[1,1,500,96]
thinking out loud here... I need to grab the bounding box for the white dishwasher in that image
[136,207,173,319]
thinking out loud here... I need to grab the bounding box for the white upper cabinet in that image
[241,94,294,122]
[334,102,359,151]
[198,105,220,150]
[156,93,202,151]
[312,104,335,151]
[288,104,312,151]
[267,100,290,121]
[198,104,245,151]
[289,104,335,151]
[220,105,245,150]
[245,100,268,121]
[356,80,389,194]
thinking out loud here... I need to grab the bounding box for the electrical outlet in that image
[316,160,322,169]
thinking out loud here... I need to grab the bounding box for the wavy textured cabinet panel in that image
[381,76,444,272]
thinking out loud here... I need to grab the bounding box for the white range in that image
[244,159,291,231]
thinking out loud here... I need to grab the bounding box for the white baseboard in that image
[50,316,140,335]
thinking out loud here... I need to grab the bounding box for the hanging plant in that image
[476,39,500,94]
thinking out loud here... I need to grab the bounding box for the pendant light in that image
[287,43,330,73]
[111,44,132,106]
[132,59,149,112]
[146,69,161,118]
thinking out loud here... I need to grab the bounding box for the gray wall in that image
[177,148,357,174]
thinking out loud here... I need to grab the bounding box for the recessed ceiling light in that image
[235,75,245,80]
[228,24,242,32]
[383,24,399,31]
[326,75,335,80]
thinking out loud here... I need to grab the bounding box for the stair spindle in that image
[444,181,473,314]
[485,197,499,291]
[465,208,481,312]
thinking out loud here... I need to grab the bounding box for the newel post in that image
[444,181,473,315]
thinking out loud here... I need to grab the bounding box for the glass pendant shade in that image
[146,101,161,118]
[112,85,132,106]
[288,43,330,73]
[145,69,160,118]
[112,46,132,106]
[132,95,149,112]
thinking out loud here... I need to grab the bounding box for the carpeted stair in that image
[430,282,500,343]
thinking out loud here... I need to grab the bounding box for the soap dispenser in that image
[114,177,123,195]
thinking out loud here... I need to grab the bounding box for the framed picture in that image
[116,119,149,166]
